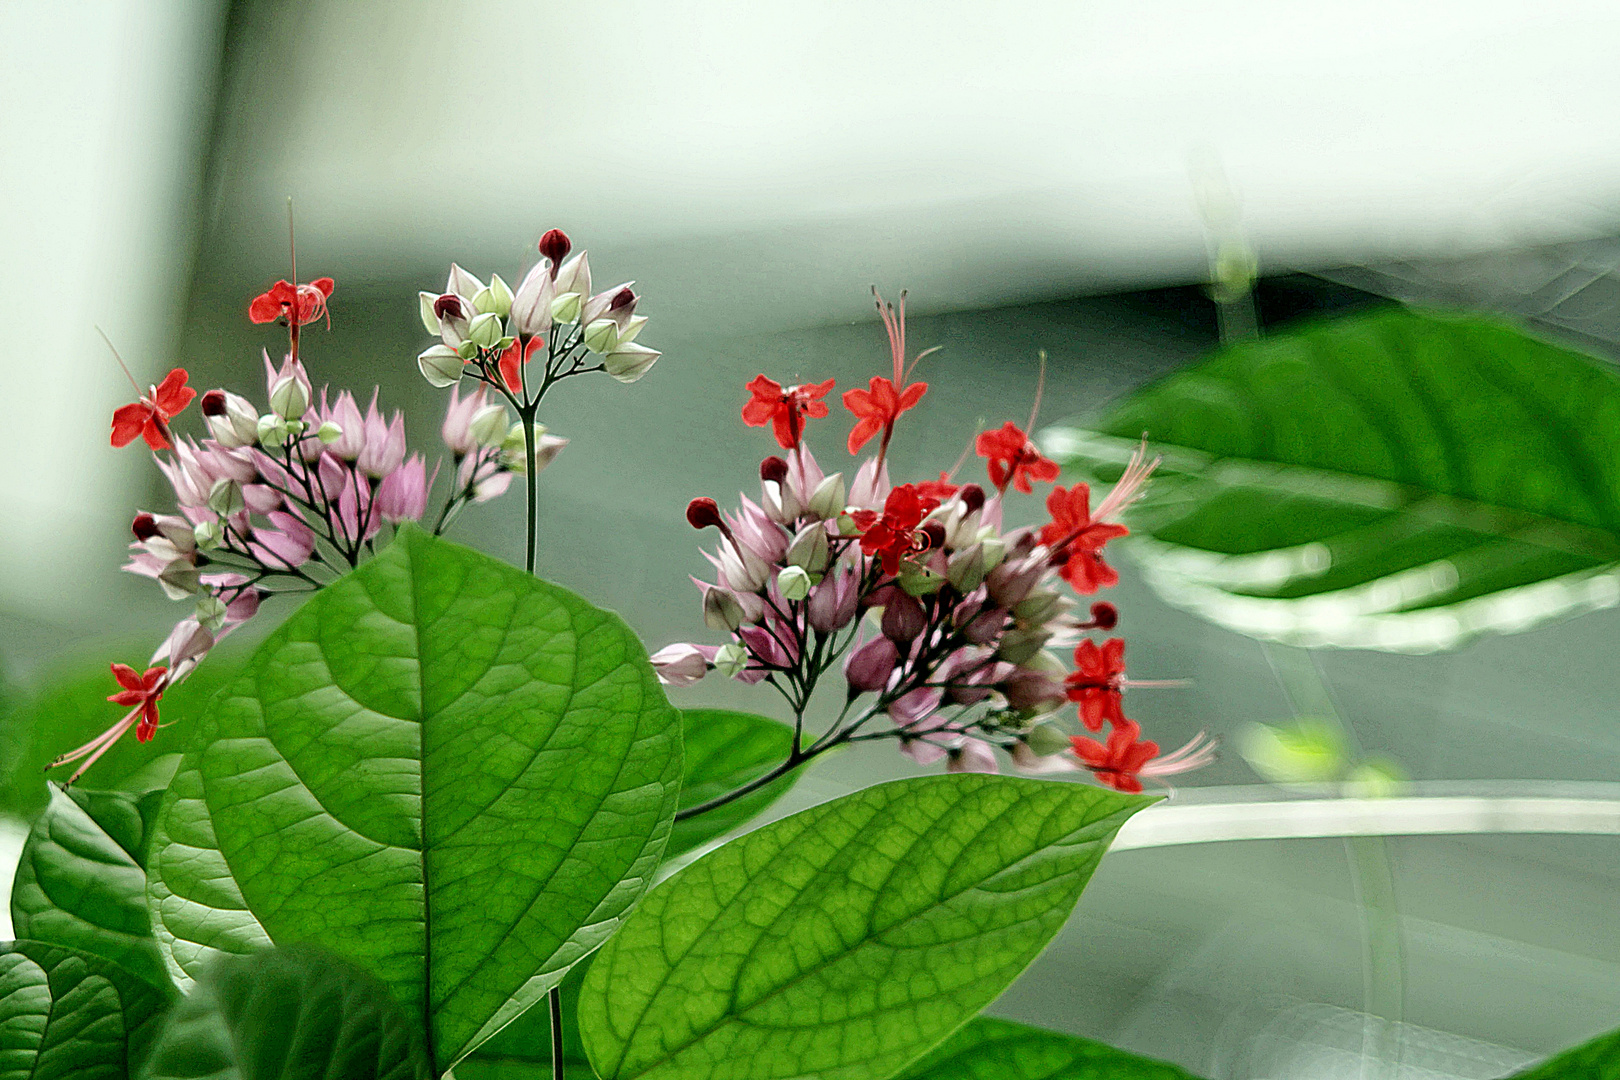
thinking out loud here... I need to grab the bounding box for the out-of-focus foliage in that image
[1044,308,1620,652]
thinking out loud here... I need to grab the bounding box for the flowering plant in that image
[3,234,1208,1080]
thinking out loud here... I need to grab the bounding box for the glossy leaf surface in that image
[0,940,168,1080]
[9,786,169,989]
[1044,309,1620,651]
[148,527,683,1072]
[579,774,1148,1080]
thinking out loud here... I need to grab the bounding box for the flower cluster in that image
[656,291,1213,795]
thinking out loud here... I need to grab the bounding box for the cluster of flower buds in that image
[58,261,554,782]
[654,290,1214,793]
[416,228,659,400]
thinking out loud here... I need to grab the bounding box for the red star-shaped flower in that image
[1039,482,1129,594]
[1070,718,1158,793]
[110,368,195,451]
[843,289,929,455]
[975,421,1060,494]
[1065,637,1127,731]
[106,662,169,743]
[849,483,941,575]
[913,471,960,503]
[742,375,837,449]
[249,277,335,326]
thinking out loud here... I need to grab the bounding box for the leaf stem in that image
[550,984,565,1080]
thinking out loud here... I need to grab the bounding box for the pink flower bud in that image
[881,592,927,644]
[511,260,555,338]
[376,454,429,524]
[843,635,898,694]
[649,643,712,688]
[807,569,859,633]
[1000,668,1067,713]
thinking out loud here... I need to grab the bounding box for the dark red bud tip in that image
[433,293,464,321]
[132,513,159,541]
[610,286,637,312]
[686,497,723,531]
[538,229,571,265]
[918,522,947,552]
[958,483,985,515]
[1090,602,1119,630]
[200,389,227,417]
[759,456,789,484]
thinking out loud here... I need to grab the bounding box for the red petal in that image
[897,381,928,411]
[310,277,335,298]
[140,417,171,451]
[141,665,168,689]
[248,292,282,323]
[110,404,150,447]
[153,368,195,414]
[110,662,142,690]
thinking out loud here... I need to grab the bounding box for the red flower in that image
[975,421,1059,494]
[1039,482,1129,594]
[107,662,169,743]
[842,290,929,455]
[913,471,960,503]
[742,375,837,449]
[249,277,335,326]
[498,336,544,394]
[1070,718,1158,793]
[110,368,196,451]
[849,483,941,575]
[1065,638,1127,732]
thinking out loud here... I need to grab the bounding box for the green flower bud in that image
[474,273,514,317]
[807,473,847,521]
[207,478,244,517]
[468,404,508,448]
[777,565,812,601]
[317,420,344,445]
[467,312,504,349]
[583,318,620,354]
[713,642,748,678]
[193,519,223,551]
[1024,723,1073,757]
[418,344,464,387]
[551,291,582,324]
[195,594,228,632]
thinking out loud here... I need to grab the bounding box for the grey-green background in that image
[5,2,1620,1077]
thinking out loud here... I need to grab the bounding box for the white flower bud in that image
[1024,723,1073,757]
[418,291,441,334]
[257,413,291,445]
[713,642,748,679]
[582,318,619,355]
[552,251,590,299]
[604,342,660,383]
[617,314,648,345]
[418,344,464,388]
[269,375,310,420]
[195,594,228,632]
[511,262,554,337]
[474,273,513,317]
[786,524,830,573]
[979,535,1007,573]
[467,312,504,349]
[317,420,344,445]
[193,519,223,551]
[703,587,745,631]
[807,473,846,520]
[551,292,582,324]
[468,404,508,448]
[202,391,259,448]
[446,263,483,300]
[946,544,987,592]
[208,479,244,517]
[777,565,812,601]
[157,559,201,600]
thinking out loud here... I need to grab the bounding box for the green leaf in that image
[578,773,1150,1080]
[667,709,798,858]
[0,940,169,1080]
[147,526,683,1073]
[1507,1025,1620,1080]
[139,944,429,1080]
[892,1017,1204,1080]
[0,654,233,817]
[1043,308,1620,651]
[9,786,170,989]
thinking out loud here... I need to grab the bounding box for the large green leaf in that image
[1507,1025,1620,1080]
[9,786,169,989]
[667,709,798,858]
[578,774,1149,1080]
[147,526,683,1073]
[892,1017,1203,1080]
[1043,308,1620,651]
[140,945,429,1080]
[0,940,169,1080]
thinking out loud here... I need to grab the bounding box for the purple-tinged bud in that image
[687,497,724,531]
[650,642,711,688]
[807,570,859,633]
[200,390,227,417]
[1000,668,1067,713]
[881,592,927,644]
[997,627,1050,664]
[702,584,746,631]
[946,544,987,592]
[918,521,946,553]
[434,294,465,321]
[132,513,160,541]
[610,286,637,313]
[539,229,571,266]
[959,484,986,515]
[986,555,1044,607]
[760,456,789,484]
[844,636,898,694]
[961,607,1006,645]
[1088,601,1119,630]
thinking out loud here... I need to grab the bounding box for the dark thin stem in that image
[522,402,538,574]
[549,985,565,1080]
